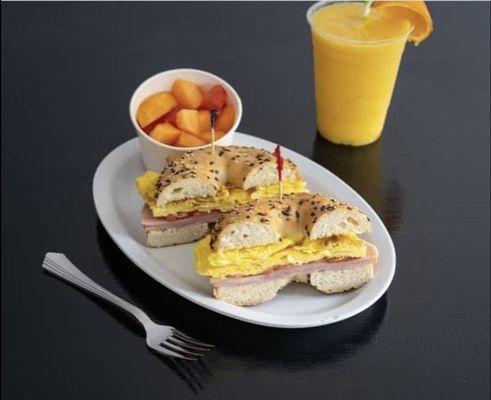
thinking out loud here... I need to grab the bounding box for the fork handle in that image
[43,253,153,328]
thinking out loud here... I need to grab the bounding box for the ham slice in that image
[141,205,221,230]
[210,243,379,287]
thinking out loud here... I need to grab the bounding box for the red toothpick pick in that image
[210,108,218,155]
[273,145,284,202]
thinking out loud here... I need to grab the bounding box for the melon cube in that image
[215,105,235,132]
[175,131,207,147]
[163,106,183,126]
[172,78,204,109]
[198,110,211,133]
[136,92,178,128]
[149,123,181,145]
[176,109,201,136]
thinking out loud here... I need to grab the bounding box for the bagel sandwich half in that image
[195,193,378,306]
[136,146,307,247]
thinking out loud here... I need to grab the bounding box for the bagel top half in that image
[154,146,303,206]
[209,192,372,251]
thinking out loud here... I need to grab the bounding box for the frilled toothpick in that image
[273,145,284,202]
[210,108,218,155]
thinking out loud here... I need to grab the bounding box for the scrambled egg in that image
[135,171,307,217]
[195,233,366,278]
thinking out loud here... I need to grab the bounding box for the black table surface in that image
[2,2,490,399]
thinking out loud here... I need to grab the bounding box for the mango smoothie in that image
[308,1,412,146]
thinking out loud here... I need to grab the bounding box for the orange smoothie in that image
[308,2,412,146]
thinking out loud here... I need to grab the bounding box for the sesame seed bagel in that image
[210,193,372,251]
[155,146,302,206]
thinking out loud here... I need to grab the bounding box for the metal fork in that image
[42,252,213,360]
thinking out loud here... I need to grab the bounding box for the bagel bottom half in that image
[212,263,374,307]
[146,223,209,247]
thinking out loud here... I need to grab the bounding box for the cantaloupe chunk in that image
[175,131,207,147]
[198,110,211,133]
[163,106,183,126]
[215,105,235,132]
[149,123,181,145]
[172,79,204,109]
[200,130,225,143]
[136,92,178,128]
[176,109,201,136]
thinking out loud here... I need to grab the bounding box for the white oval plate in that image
[93,134,396,328]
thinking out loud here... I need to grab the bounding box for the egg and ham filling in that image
[195,233,367,279]
[136,171,307,218]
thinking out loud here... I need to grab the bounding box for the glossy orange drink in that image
[307,1,431,146]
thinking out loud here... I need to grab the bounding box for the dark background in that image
[2,2,489,399]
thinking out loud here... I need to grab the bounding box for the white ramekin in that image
[129,68,242,171]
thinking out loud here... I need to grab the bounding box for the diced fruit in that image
[171,78,204,109]
[176,109,201,136]
[163,106,183,126]
[215,105,235,132]
[142,112,168,135]
[136,92,178,128]
[200,130,226,143]
[175,131,207,147]
[201,85,228,110]
[198,110,211,133]
[149,123,181,145]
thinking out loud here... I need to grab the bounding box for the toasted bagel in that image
[155,146,303,206]
[212,263,375,306]
[210,193,372,251]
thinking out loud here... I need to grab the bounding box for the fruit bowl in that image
[129,68,242,171]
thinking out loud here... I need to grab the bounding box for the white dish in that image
[93,134,396,328]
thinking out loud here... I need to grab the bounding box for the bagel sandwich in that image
[195,193,378,306]
[136,146,307,247]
